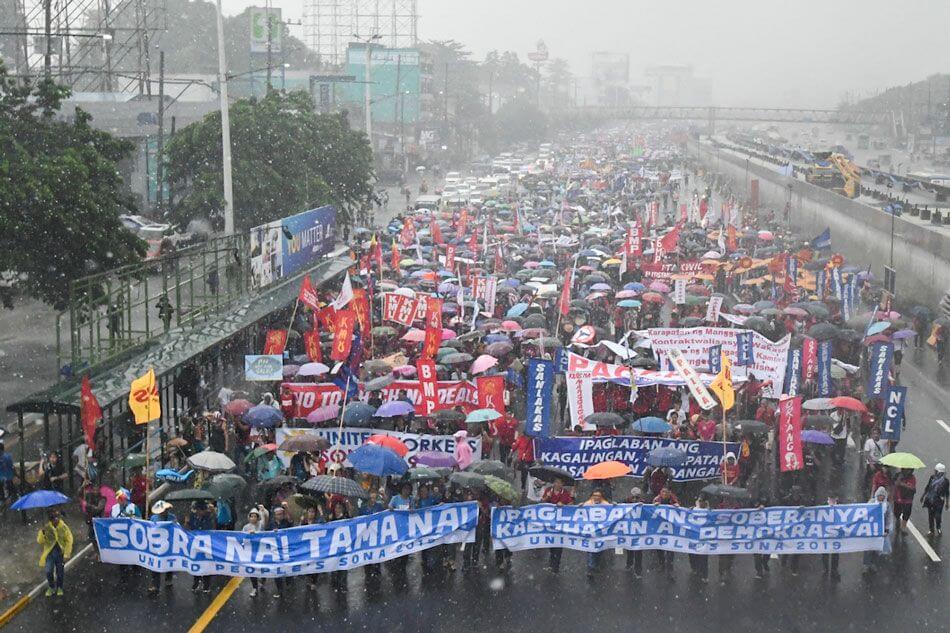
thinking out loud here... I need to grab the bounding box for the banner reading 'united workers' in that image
[491,503,887,554]
[95,502,477,577]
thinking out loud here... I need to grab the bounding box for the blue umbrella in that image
[506,303,529,317]
[539,260,556,267]
[504,278,521,287]
[484,333,510,344]
[801,430,834,445]
[632,416,672,433]
[867,321,891,336]
[11,490,70,510]
[618,299,642,309]
[647,446,687,467]
[466,408,502,423]
[375,400,415,418]
[343,402,377,425]
[244,405,284,428]
[348,444,408,477]
[624,282,646,292]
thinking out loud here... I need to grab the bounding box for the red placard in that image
[352,289,370,333]
[802,337,818,379]
[421,298,443,359]
[302,329,323,363]
[778,396,803,472]
[263,329,288,355]
[417,358,439,416]
[444,244,456,271]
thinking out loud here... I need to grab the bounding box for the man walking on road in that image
[37,508,73,597]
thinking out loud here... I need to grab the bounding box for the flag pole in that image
[721,406,728,484]
[285,297,300,342]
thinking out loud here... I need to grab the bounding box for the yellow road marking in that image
[187,577,244,633]
[0,595,32,629]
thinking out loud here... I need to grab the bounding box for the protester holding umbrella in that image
[690,495,711,582]
[36,507,72,597]
[582,488,611,580]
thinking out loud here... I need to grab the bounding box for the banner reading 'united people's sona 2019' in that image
[94,502,476,577]
[491,503,887,555]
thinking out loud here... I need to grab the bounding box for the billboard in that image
[249,206,337,288]
[250,7,282,54]
[591,51,630,84]
[345,45,422,125]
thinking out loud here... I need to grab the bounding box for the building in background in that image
[303,0,418,67]
[590,52,632,107]
[342,42,432,174]
[644,65,712,106]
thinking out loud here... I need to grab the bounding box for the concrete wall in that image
[688,140,950,308]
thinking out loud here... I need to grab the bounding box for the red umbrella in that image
[829,396,867,412]
[583,461,632,480]
[224,399,253,416]
[366,434,409,457]
[642,292,665,304]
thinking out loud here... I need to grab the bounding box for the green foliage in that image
[495,96,549,145]
[0,62,145,309]
[165,90,374,231]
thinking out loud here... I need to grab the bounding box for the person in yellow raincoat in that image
[37,508,73,596]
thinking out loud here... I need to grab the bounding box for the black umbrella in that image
[523,314,547,329]
[300,475,368,499]
[734,420,769,434]
[701,484,751,500]
[166,489,215,502]
[257,475,298,491]
[803,414,835,429]
[808,323,839,341]
[631,357,658,368]
[449,471,487,489]
[431,409,466,423]
[586,412,625,427]
[468,460,509,479]
[528,465,575,483]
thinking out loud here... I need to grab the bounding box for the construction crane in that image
[806,151,861,198]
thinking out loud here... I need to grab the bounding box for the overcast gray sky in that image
[223,0,950,107]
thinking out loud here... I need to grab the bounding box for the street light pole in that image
[215,0,235,234]
[354,33,380,152]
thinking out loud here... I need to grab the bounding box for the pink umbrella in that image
[585,292,607,301]
[306,405,340,424]
[224,399,253,416]
[642,292,665,303]
[470,354,499,374]
[875,310,901,320]
[524,261,540,268]
[441,328,457,340]
[401,328,425,342]
[649,281,670,293]
[394,364,416,377]
[758,230,774,241]
[501,320,522,331]
[783,306,808,318]
[616,290,639,299]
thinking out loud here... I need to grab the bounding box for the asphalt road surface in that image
[6,348,948,633]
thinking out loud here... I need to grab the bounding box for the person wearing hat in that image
[37,508,72,597]
[243,507,264,597]
[921,463,949,536]
[148,500,177,594]
[110,488,141,518]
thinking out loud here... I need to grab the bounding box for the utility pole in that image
[156,51,165,213]
[265,0,272,92]
[353,33,380,151]
[487,69,493,114]
[443,62,449,124]
[393,54,401,168]
[42,0,51,79]
[215,0,235,234]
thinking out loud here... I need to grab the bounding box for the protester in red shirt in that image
[511,431,535,491]
[492,414,518,463]
[697,415,717,441]
[893,468,917,532]
[720,452,740,485]
[542,479,574,573]
[279,386,297,420]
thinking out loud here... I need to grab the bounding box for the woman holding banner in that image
[582,489,611,580]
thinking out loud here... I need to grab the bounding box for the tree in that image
[0,62,145,309]
[165,90,374,232]
[494,96,548,145]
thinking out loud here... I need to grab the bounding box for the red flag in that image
[629,222,642,256]
[263,329,288,355]
[778,396,803,472]
[330,310,356,361]
[659,225,680,253]
[399,217,416,246]
[317,306,337,333]
[298,275,319,310]
[726,224,738,252]
[416,358,439,416]
[699,198,708,219]
[558,268,573,316]
[444,244,456,271]
[456,209,468,237]
[476,375,506,415]
[372,235,384,271]
[302,328,323,363]
[422,298,443,359]
[390,239,401,272]
[430,218,444,245]
[80,375,102,450]
[352,289,370,333]
[468,231,478,256]
[494,245,504,273]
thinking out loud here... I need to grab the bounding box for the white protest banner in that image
[667,348,717,410]
[719,312,747,326]
[647,327,789,398]
[565,351,738,389]
[473,276,498,315]
[705,295,723,322]
[282,380,479,416]
[673,278,687,305]
[275,426,482,467]
[566,370,595,430]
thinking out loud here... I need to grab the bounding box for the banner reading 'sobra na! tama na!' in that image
[94,502,477,577]
[491,503,887,555]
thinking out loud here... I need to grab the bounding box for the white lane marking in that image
[906,520,942,563]
[936,419,950,436]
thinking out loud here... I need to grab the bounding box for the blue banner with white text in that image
[94,503,477,576]
[525,358,554,438]
[784,348,802,396]
[491,503,887,554]
[881,386,906,442]
[867,342,893,398]
[817,340,833,396]
[533,436,739,481]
